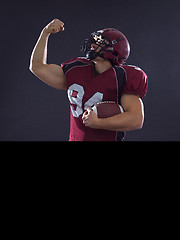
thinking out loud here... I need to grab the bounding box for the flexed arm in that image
[29,19,67,90]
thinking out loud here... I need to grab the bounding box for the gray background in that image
[0,0,180,141]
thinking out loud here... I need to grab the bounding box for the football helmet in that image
[81,28,130,65]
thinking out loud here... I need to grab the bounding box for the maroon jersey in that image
[61,57,148,141]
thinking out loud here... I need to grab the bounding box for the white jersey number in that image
[68,83,103,118]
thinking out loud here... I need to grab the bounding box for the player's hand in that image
[82,108,101,129]
[44,19,65,34]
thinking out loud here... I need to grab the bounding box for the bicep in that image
[121,94,144,122]
[33,64,67,90]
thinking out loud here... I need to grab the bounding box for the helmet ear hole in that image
[112,51,118,56]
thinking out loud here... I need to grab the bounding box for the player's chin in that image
[92,56,105,62]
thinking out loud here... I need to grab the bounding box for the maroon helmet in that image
[81,28,130,65]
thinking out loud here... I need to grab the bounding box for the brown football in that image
[92,101,124,118]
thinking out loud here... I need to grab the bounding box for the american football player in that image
[29,19,148,141]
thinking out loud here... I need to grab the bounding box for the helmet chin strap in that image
[86,44,105,61]
[86,50,104,60]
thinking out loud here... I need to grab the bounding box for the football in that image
[92,101,124,118]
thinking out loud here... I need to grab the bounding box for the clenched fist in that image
[82,108,100,129]
[44,19,64,34]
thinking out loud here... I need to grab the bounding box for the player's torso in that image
[63,58,126,141]
[67,64,120,116]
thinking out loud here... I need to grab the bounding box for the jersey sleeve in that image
[61,57,91,74]
[61,58,78,75]
[61,57,92,89]
[121,65,148,99]
[60,57,83,89]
